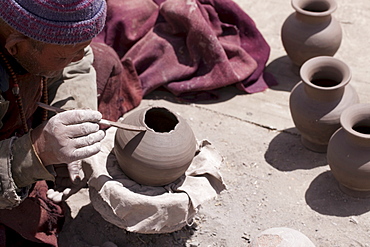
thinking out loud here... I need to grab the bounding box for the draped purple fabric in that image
[93,0,277,101]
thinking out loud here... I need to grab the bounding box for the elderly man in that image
[0,0,108,246]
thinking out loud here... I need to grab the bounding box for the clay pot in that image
[289,56,359,153]
[281,0,342,66]
[327,104,370,198]
[251,227,315,247]
[114,107,197,186]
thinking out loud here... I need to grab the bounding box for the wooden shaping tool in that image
[37,102,146,132]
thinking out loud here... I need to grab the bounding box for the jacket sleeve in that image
[0,94,55,210]
[0,133,55,209]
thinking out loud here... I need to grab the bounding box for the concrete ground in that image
[59,0,370,246]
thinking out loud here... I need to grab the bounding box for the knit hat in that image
[0,0,107,45]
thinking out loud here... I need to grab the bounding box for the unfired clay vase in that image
[281,0,342,66]
[114,107,197,186]
[327,104,370,198]
[289,56,359,153]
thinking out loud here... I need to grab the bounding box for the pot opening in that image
[310,78,339,87]
[302,1,330,12]
[352,120,370,135]
[309,68,343,87]
[144,107,179,133]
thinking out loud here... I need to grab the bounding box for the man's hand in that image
[31,109,105,166]
[47,161,87,203]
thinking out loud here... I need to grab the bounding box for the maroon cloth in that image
[0,181,64,247]
[93,0,277,100]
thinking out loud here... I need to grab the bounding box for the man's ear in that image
[4,32,27,56]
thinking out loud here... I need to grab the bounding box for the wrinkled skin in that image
[7,36,90,78]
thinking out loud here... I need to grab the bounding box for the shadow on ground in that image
[144,85,245,105]
[59,203,195,247]
[265,55,301,92]
[264,128,327,171]
[305,171,370,217]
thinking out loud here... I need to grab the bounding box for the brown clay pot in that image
[327,103,370,198]
[251,227,315,247]
[281,0,342,66]
[289,56,359,153]
[114,107,197,186]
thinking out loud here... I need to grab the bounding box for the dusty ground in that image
[59,0,370,246]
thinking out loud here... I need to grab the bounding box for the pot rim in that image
[341,103,370,139]
[300,56,351,91]
[292,0,337,17]
[136,106,182,134]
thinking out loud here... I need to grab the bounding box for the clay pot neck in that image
[341,104,370,147]
[302,80,346,101]
[300,56,351,101]
[292,0,336,22]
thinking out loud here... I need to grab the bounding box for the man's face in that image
[13,40,91,78]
